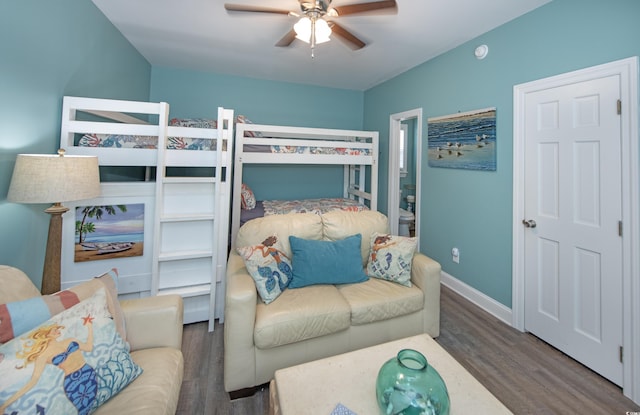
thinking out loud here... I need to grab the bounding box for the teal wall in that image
[364,0,640,307]
[2,0,638,306]
[150,67,364,200]
[0,0,151,287]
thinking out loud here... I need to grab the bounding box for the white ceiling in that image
[92,0,551,91]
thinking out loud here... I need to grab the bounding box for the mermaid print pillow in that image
[237,234,292,304]
[0,288,142,415]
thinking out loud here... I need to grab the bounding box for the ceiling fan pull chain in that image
[310,17,317,58]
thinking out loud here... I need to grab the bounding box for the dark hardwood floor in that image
[176,285,640,414]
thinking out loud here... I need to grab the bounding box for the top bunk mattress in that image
[262,197,369,216]
[236,123,378,158]
[77,118,219,150]
[243,143,373,155]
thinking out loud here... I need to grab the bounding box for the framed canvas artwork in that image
[61,182,155,294]
[74,203,144,263]
[427,107,496,171]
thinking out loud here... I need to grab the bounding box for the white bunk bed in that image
[59,96,234,331]
[231,122,379,245]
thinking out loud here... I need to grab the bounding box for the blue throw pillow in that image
[288,234,369,288]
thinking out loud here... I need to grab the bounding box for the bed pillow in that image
[237,235,292,304]
[0,288,142,415]
[288,234,368,288]
[169,118,217,128]
[367,233,417,287]
[0,269,125,345]
[241,183,256,210]
[236,115,263,137]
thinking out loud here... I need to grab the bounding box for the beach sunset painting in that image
[74,203,145,262]
[427,107,497,171]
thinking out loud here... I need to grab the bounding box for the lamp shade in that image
[8,152,100,204]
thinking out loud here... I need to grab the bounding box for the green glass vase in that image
[375,349,450,415]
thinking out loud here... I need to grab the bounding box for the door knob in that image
[522,219,537,228]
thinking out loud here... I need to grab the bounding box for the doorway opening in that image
[389,108,422,250]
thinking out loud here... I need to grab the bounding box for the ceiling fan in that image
[224,0,398,56]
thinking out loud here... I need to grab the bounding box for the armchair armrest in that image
[410,253,442,337]
[224,253,259,392]
[120,294,184,351]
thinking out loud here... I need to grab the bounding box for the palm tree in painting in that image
[76,205,127,243]
[76,221,96,243]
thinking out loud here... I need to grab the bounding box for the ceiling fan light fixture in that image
[294,17,311,43]
[294,16,331,44]
[314,18,332,43]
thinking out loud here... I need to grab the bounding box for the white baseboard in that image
[440,271,513,327]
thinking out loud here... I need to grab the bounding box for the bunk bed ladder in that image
[344,135,378,211]
[151,106,234,332]
[346,164,368,206]
[211,107,235,328]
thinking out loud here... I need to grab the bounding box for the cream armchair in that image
[0,265,185,415]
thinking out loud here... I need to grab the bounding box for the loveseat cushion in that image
[338,277,424,325]
[321,210,390,265]
[95,347,184,415]
[254,285,350,349]
[236,213,322,259]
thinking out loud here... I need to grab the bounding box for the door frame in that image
[512,57,639,402]
[388,108,422,250]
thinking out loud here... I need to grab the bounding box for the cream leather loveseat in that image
[0,265,184,415]
[224,210,441,395]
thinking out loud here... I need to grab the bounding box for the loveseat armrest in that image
[410,253,442,337]
[120,294,184,351]
[224,253,259,392]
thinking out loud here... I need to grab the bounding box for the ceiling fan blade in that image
[224,3,291,15]
[329,22,366,50]
[276,29,297,47]
[332,0,397,16]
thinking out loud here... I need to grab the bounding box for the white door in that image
[523,75,623,385]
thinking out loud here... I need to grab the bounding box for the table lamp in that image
[7,149,100,294]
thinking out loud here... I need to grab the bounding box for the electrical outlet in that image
[451,247,460,264]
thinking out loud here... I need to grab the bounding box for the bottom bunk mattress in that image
[240,198,369,226]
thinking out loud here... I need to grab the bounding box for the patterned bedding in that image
[76,114,373,155]
[262,198,369,216]
[77,118,218,150]
[243,143,372,155]
[77,133,215,150]
[267,145,372,155]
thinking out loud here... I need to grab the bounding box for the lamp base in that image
[42,204,68,295]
